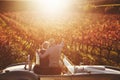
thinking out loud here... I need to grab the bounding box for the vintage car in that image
[0,56,120,80]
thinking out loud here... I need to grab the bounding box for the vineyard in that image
[0,11,120,69]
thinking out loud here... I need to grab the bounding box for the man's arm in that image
[59,39,64,51]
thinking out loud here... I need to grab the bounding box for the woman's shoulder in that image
[40,49,46,54]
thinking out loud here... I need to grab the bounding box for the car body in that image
[0,57,120,80]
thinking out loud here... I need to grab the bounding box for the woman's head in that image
[42,41,50,50]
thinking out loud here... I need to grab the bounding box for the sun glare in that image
[32,0,71,16]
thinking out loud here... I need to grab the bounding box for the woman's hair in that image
[42,41,50,50]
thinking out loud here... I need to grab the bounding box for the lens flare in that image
[31,0,71,15]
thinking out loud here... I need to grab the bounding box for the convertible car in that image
[0,56,120,80]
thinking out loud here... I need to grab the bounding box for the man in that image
[39,38,64,75]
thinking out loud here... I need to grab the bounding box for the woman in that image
[33,41,50,75]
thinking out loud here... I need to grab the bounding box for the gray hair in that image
[48,38,55,46]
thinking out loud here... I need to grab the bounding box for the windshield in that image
[0,0,120,72]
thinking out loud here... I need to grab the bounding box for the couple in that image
[34,38,64,75]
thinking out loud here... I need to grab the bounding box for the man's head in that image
[48,38,55,46]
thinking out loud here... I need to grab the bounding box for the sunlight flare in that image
[31,0,71,15]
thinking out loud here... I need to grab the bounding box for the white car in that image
[0,57,120,80]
